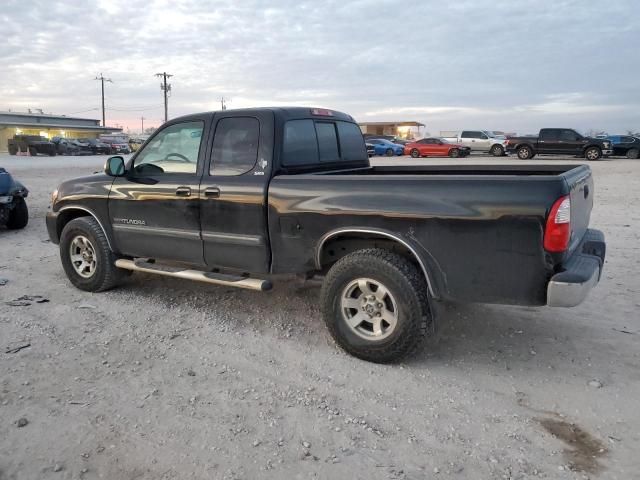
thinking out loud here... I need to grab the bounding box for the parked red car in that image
[404,138,471,158]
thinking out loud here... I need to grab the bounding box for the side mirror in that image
[105,156,125,176]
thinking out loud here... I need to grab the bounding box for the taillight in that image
[544,195,571,252]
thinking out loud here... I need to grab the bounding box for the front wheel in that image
[321,249,432,363]
[449,148,460,158]
[626,148,639,159]
[28,147,38,156]
[410,148,421,158]
[490,144,504,157]
[6,198,28,230]
[59,217,127,292]
[585,147,602,161]
[385,148,394,157]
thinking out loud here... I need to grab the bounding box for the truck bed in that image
[268,164,593,306]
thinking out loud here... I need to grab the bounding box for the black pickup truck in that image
[506,128,613,160]
[46,107,606,363]
[8,135,56,156]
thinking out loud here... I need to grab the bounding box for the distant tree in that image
[144,127,156,134]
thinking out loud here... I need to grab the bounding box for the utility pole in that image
[141,116,145,134]
[94,73,112,127]
[221,97,227,111]
[155,72,173,123]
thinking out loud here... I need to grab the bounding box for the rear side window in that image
[461,131,480,139]
[540,129,559,140]
[282,119,366,166]
[282,120,319,166]
[210,117,260,176]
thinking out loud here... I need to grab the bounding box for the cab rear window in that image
[282,119,367,166]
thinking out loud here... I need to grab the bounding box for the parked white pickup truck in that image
[441,130,508,156]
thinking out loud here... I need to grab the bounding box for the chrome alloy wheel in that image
[69,235,97,278]
[586,148,600,160]
[341,278,399,340]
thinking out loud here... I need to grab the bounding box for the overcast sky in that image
[1,0,638,134]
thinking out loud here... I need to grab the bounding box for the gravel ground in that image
[0,153,638,480]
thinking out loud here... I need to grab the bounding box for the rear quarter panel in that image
[268,171,569,305]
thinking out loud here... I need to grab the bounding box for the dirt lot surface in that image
[0,153,638,479]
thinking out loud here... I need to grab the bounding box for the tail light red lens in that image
[544,195,571,252]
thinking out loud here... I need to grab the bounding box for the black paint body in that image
[47,108,598,306]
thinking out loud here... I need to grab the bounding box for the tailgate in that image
[564,166,594,254]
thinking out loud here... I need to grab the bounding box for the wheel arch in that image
[56,206,114,251]
[315,228,438,298]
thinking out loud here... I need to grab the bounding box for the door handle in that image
[204,187,220,198]
[175,186,191,197]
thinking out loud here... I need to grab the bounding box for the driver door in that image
[108,118,210,264]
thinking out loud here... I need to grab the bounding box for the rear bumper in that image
[547,229,606,307]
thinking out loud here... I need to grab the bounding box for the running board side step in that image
[115,259,272,291]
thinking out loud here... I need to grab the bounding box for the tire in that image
[8,146,17,155]
[6,198,28,230]
[28,147,38,156]
[517,146,533,159]
[585,146,602,161]
[410,149,421,158]
[49,151,56,157]
[321,248,433,363]
[449,148,460,158]
[490,144,504,157]
[385,148,394,157]
[626,148,639,159]
[59,216,127,292]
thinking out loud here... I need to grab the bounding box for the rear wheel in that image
[28,147,37,156]
[585,146,602,161]
[59,217,127,292]
[449,148,460,158]
[410,148,421,158]
[385,148,394,157]
[321,248,432,363]
[517,146,533,159]
[8,145,17,155]
[626,148,639,159]
[490,144,504,157]
[6,198,28,230]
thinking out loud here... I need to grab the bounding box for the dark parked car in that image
[506,128,613,160]
[51,137,85,155]
[47,107,605,363]
[78,138,112,155]
[7,135,56,156]
[606,135,640,159]
[100,138,131,154]
[0,167,28,229]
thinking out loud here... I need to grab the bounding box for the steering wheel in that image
[165,153,189,162]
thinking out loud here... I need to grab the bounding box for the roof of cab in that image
[170,107,356,124]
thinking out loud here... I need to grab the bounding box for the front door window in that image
[133,121,204,175]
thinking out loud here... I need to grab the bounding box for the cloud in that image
[1,0,638,133]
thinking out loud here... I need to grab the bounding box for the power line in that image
[155,72,173,123]
[106,105,164,112]
[94,73,112,126]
